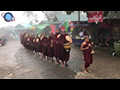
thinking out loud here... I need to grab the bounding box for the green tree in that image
[65,11,81,21]
[65,11,113,45]
[41,11,65,22]
[23,11,65,22]
[23,11,38,24]
[65,11,110,17]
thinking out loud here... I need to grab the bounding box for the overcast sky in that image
[0,11,87,28]
[0,11,46,28]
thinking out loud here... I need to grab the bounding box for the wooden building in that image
[14,23,33,36]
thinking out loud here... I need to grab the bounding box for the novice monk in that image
[42,33,48,61]
[58,30,72,67]
[81,36,94,73]
[47,32,54,62]
[39,34,43,59]
[52,29,60,64]
[35,34,40,56]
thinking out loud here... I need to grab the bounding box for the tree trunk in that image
[91,22,100,46]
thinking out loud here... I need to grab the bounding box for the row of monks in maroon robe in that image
[20,30,73,67]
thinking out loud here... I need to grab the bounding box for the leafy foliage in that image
[41,11,65,21]
[65,11,110,17]
[23,11,38,24]
[23,11,34,18]
[65,11,74,15]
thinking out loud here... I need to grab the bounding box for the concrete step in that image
[75,71,102,79]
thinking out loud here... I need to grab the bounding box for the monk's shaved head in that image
[56,29,59,33]
[84,36,89,42]
[61,31,66,35]
[44,33,46,37]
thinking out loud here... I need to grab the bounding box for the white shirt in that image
[79,32,83,37]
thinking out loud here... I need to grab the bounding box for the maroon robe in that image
[47,36,54,58]
[35,37,40,52]
[26,37,30,50]
[20,33,23,44]
[22,33,27,47]
[30,36,35,51]
[42,36,48,56]
[20,33,26,45]
[52,33,60,59]
[83,41,93,68]
[23,36,28,49]
[38,37,43,53]
[58,34,71,62]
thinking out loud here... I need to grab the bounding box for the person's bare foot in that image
[33,51,35,54]
[62,64,65,67]
[40,54,43,59]
[56,62,59,64]
[44,58,47,62]
[47,58,49,61]
[40,56,42,59]
[52,59,54,62]
[38,52,40,56]
[37,53,39,56]
[84,70,88,74]
[65,63,69,67]
[56,61,60,64]
[49,59,52,63]
[35,53,37,57]
[36,53,38,56]
[87,69,91,73]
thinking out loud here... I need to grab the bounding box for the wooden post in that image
[78,11,80,21]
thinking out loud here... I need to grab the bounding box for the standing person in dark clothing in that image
[30,34,35,53]
[28,34,32,51]
[26,35,31,50]
[47,32,54,62]
[33,36,36,54]
[99,28,111,47]
[83,29,88,38]
[24,34,29,49]
[52,29,61,64]
[20,33,23,45]
[58,30,72,67]
[81,36,94,73]
[35,34,40,56]
[42,33,48,61]
[38,34,43,59]
[22,33,26,47]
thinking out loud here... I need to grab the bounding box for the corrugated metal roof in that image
[36,24,50,30]
[105,11,120,19]
[14,23,32,30]
[20,23,32,28]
